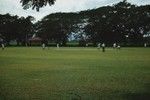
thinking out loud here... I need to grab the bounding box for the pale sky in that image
[0,0,150,21]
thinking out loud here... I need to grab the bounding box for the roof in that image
[28,37,42,41]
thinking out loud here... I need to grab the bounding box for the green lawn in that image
[0,47,150,100]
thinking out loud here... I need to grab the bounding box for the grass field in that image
[0,47,150,100]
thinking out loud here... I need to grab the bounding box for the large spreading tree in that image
[0,14,34,45]
[84,0,150,46]
[36,13,77,45]
[1,0,149,46]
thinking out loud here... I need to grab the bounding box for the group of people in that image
[41,42,149,51]
[97,43,106,52]
[97,43,121,52]
[0,42,148,50]
[42,43,60,50]
[113,43,121,49]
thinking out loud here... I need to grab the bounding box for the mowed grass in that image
[0,47,150,100]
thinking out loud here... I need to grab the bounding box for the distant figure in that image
[113,43,117,49]
[117,45,121,49]
[102,43,105,52]
[86,43,88,47]
[144,43,147,47]
[0,38,5,50]
[1,43,5,50]
[97,43,101,50]
[42,43,45,50]
[57,43,59,49]
[25,43,28,47]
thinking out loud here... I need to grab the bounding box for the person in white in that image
[97,43,101,50]
[42,43,45,50]
[86,43,88,47]
[117,45,121,49]
[102,43,105,52]
[144,43,147,47]
[57,43,59,48]
[113,43,117,49]
[1,43,5,50]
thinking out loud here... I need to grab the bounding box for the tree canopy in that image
[1,1,150,46]
[36,0,150,46]
[20,0,56,11]
[0,14,34,45]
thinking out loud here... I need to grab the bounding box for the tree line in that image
[0,0,150,46]
[0,14,34,46]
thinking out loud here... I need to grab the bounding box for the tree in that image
[0,14,34,46]
[20,0,56,11]
[37,13,77,46]
[84,0,150,46]
[20,0,150,46]
[84,6,117,45]
[0,14,18,45]
[15,16,34,45]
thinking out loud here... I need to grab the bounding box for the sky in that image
[0,0,150,21]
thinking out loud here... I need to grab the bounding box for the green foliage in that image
[20,0,56,11]
[36,1,150,46]
[0,14,34,45]
[1,1,150,46]
[84,1,150,45]
[36,13,79,45]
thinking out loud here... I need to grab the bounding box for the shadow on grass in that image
[66,83,150,100]
[0,83,149,100]
[124,92,150,100]
[123,83,150,100]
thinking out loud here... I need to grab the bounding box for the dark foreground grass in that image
[0,47,150,100]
